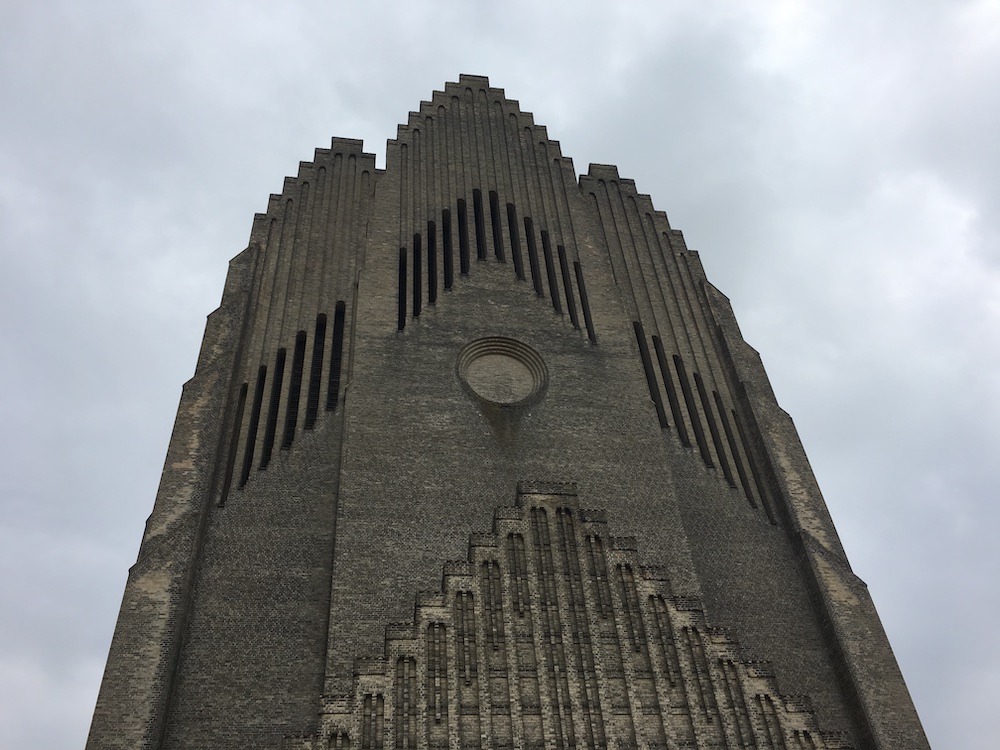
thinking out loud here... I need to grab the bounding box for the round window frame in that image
[456,337,548,407]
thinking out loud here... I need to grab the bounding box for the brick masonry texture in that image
[87,76,930,750]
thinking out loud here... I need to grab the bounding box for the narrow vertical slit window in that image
[304,313,327,430]
[674,355,713,467]
[397,248,407,331]
[427,220,437,305]
[473,188,487,261]
[694,372,735,486]
[652,336,689,447]
[260,348,286,469]
[457,199,470,275]
[524,217,543,296]
[557,246,579,328]
[574,262,597,343]
[715,391,756,507]
[489,190,505,262]
[442,209,454,289]
[426,622,449,728]
[507,203,524,280]
[220,382,248,505]
[633,322,668,428]
[412,234,422,318]
[281,331,307,449]
[327,301,346,412]
[540,230,562,312]
[240,366,266,487]
[732,407,777,525]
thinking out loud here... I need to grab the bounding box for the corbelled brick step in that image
[306,486,852,749]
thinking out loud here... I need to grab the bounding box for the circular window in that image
[457,337,547,406]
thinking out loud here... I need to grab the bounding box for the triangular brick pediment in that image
[300,483,850,750]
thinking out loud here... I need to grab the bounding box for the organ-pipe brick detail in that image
[88,75,928,750]
[309,487,859,750]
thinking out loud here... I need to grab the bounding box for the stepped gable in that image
[87,76,927,750]
[303,484,852,750]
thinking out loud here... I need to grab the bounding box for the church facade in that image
[87,75,928,750]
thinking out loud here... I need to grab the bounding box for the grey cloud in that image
[1,2,996,748]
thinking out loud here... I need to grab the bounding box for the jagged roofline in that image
[248,75,673,233]
[226,73,778,520]
[394,75,543,145]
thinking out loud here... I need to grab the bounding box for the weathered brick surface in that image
[88,75,929,749]
[315,488,853,749]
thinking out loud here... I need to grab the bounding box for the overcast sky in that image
[2,1,997,748]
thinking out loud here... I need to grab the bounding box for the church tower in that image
[87,75,928,750]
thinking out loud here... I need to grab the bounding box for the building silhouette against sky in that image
[88,75,928,750]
